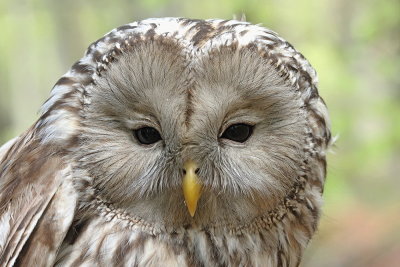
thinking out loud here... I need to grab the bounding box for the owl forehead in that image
[41,18,316,115]
[89,35,281,132]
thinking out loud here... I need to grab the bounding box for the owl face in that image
[75,34,309,229]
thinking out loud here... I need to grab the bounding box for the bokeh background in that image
[0,0,399,266]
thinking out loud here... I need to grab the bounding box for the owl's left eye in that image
[221,123,253,143]
[134,127,162,145]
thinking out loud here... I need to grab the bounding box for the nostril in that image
[195,168,199,174]
[182,169,187,175]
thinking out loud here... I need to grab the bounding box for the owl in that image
[0,18,331,266]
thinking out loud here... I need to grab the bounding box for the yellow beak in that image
[182,160,202,217]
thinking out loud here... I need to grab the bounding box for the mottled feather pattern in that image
[0,18,330,266]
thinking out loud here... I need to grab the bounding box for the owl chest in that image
[56,217,282,267]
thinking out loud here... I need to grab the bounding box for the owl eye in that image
[221,123,253,143]
[134,127,162,145]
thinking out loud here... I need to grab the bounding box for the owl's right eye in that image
[134,127,162,145]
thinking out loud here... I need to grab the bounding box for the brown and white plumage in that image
[0,18,331,266]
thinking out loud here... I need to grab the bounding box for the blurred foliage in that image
[0,0,399,266]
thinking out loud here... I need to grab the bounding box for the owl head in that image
[37,18,331,232]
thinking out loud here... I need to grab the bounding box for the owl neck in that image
[81,179,315,237]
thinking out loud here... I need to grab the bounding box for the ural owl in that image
[0,18,331,266]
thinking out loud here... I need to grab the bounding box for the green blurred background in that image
[0,0,399,266]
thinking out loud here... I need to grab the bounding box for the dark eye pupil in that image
[221,123,253,143]
[134,127,162,145]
